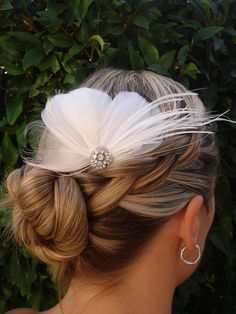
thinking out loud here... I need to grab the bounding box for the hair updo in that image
[1,68,219,288]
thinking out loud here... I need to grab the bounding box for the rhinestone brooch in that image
[90,145,113,169]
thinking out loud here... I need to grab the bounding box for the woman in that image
[2,68,226,314]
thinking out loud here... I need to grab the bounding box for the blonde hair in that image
[0,68,219,289]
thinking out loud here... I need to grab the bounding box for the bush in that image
[0,0,236,313]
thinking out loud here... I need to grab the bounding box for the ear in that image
[179,195,204,250]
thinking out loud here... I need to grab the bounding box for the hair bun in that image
[7,166,89,264]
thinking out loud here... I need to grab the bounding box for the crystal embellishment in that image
[90,145,113,169]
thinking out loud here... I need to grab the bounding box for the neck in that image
[56,240,177,314]
[64,278,175,314]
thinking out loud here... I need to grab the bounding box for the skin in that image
[5,194,215,314]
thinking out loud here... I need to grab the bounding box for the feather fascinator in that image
[21,87,228,173]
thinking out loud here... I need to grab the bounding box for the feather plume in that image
[21,87,230,173]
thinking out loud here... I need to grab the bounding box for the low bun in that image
[6,166,88,267]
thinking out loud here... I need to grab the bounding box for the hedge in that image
[0,0,236,313]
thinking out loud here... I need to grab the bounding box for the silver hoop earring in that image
[180,244,201,265]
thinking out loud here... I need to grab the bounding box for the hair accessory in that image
[180,244,201,265]
[21,87,228,174]
[90,145,113,169]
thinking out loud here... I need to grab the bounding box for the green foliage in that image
[0,0,236,313]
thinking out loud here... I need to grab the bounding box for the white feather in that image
[21,87,230,172]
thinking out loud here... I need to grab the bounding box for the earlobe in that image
[180,195,204,250]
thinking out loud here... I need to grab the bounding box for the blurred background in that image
[0,0,235,313]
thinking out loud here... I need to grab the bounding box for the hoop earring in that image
[180,244,201,265]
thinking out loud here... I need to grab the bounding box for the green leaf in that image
[195,26,224,42]
[107,14,121,24]
[63,44,83,63]
[22,47,45,69]
[149,7,162,16]
[34,72,49,88]
[127,41,145,69]
[6,96,23,125]
[28,85,40,98]
[63,74,75,84]
[0,35,21,58]
[178,45,189,65]
[82,0,94,17]
[51,54,60,73]
[8,31,41,46]
[31,288,43,310]
[6,253,20,284]
[38,56,53,71]
[138,36,159,65]
[147,64,169,76]
[133,15,149,29]
[183,62,199,77]
[48,34,72,48]
[36,3,65,25]
[88,35,104,50]
[0,117,7,128]
[2,133,18,167]
[107,25,124,35]
[0,0,13,10]
[16,122,27,147]
[42,41,55,55]
[74,0,95,22]
[136,0,155,7]
[4,63,24,76]
[2,287,11,298]
[159,50,176,70]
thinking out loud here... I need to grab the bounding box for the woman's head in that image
[1,68,220,290]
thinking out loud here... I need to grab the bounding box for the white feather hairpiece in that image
[21,87,229,173]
